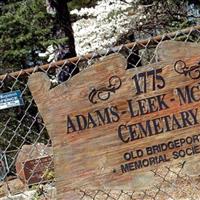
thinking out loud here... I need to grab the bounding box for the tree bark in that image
[49,0,76,57]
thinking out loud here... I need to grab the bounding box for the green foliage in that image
[43,169,55,180]
[0,0,98,176]
[32,185,45,200]
[68,0,98,10]
[0,0,68,71]
[137,0,200,36]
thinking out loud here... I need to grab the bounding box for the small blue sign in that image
[0,90,24,110]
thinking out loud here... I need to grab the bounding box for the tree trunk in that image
[49,0,76,57]
[49,0,79,82]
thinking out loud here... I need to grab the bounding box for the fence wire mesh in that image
[0,26,200,199]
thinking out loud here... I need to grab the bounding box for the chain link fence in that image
[0,26,200,199]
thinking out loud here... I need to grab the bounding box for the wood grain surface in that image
[156,41,200,177]
[28,52,200,199]
[156,41,200,62]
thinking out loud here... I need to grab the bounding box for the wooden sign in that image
[156,40,200,62]
[28,53,200,198]
[23,156,54,185]
[15,143,53,185]
[156,41,200,177]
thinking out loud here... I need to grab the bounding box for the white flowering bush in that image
[41,0,199,60]
[41,0,146,60]
[38,45,56,62]
[71,0,145,55]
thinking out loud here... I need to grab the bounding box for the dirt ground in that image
[0,162,200,200]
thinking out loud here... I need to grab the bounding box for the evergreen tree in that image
[0,0,70,71]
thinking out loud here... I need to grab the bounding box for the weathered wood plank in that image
[156,41,200,62]
[156,41,200,177]
[29,53,200,198]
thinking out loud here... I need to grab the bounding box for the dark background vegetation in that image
[0,0,199,175]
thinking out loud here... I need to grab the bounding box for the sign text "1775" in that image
[132,68,165,95]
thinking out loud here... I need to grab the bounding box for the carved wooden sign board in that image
[28,44,200,197]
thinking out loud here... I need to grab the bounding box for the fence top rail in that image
[0,25,200,81]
